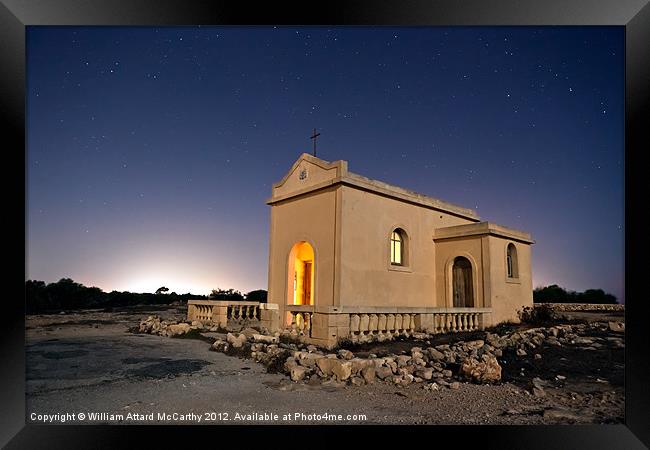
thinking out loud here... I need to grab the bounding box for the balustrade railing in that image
[286,306,313,337]
[430,311,482,333]
[227,303,261,321]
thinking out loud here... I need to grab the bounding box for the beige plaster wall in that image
[267,188,338,324]
[487,236,533,324]
[338,186,477,308]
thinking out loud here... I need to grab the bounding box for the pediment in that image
[272,153,346,198]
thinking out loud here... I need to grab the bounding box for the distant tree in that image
[534,284,617,304]
[25,279,208,313]
[209,288,244,301]
[155,286,169,295]
[245,289,268,303]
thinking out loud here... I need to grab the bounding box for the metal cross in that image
[310,128,321,156]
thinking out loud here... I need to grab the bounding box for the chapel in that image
[265,153,534,347]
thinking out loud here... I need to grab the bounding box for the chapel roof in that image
[268,153,480,221]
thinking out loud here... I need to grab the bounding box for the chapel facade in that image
[266,153,534,347]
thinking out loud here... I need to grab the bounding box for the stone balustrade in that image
[187,300,279,331]
[286,306,314,337]
[280,305,491,346]
[430,311,483,333]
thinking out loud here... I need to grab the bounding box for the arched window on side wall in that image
[390,229,406,265]
[506,243,519,278]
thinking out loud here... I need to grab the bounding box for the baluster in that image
[394,314,402,332]
[386,314,395,334]
[350,314,360,337]
[369,314,378,335]
[378,314,387,335]
[359,314,370,336]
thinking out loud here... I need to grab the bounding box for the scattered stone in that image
[361,366,376,384]
[608,321,625,333]
[516,348,527,356]
[252,334,278,344]
[415,368,433,380]
[531,377,547,397]
[226,333,247,348]
[337,349,354,360]
[459,355,502,383]
[211,339,228,352]
[449,382,461,390]
[331,360,353,381]
[427,348,445,360]
[290,366,309,382]
[167,323,191,337]
[534,353,542,360]
[376,366,393,380]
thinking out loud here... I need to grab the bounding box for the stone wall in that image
[535,303,624,312]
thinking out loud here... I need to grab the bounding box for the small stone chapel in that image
[265,153,534,347]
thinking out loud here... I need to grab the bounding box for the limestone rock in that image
[376,366,393,380]
[241,327,260,338]
[396,355,412,367]
[516,348,527,356]
[316,357,336,376]
[361,366,375,384]
[414,368,433,380]
[290,366,309,382]
[226,332,247,348]
[337,349,354,360]
[284,357,298,372]
[608,321,625,333]
[211,339,228,352]
[252,334,278,344]
[350,358,371,375]
[167,323,191,337]
[459,355,502,383]
[331,360,353,381]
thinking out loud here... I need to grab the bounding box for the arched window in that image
[506,243,518,278]
[390,229,406,265]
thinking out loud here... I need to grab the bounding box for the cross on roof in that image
[310,128,321,157]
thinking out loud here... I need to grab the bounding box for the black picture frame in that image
[3,0,648,447]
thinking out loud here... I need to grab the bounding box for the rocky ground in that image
[26,305,624,425]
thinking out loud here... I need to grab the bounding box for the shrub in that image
[518,304,555,324]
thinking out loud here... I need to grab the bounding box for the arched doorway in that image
[452,256,474,307]
[287,241,315,305]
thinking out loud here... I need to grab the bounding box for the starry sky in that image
[26,26,624,301]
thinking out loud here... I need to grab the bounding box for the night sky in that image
[26,26,624,301]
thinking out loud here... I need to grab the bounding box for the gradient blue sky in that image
[26,26,624,301]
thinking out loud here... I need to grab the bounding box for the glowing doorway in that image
[288,241,315,305]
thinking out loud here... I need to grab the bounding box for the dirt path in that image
[25,306,623,425]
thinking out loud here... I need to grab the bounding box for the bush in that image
[518,304,555,324]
